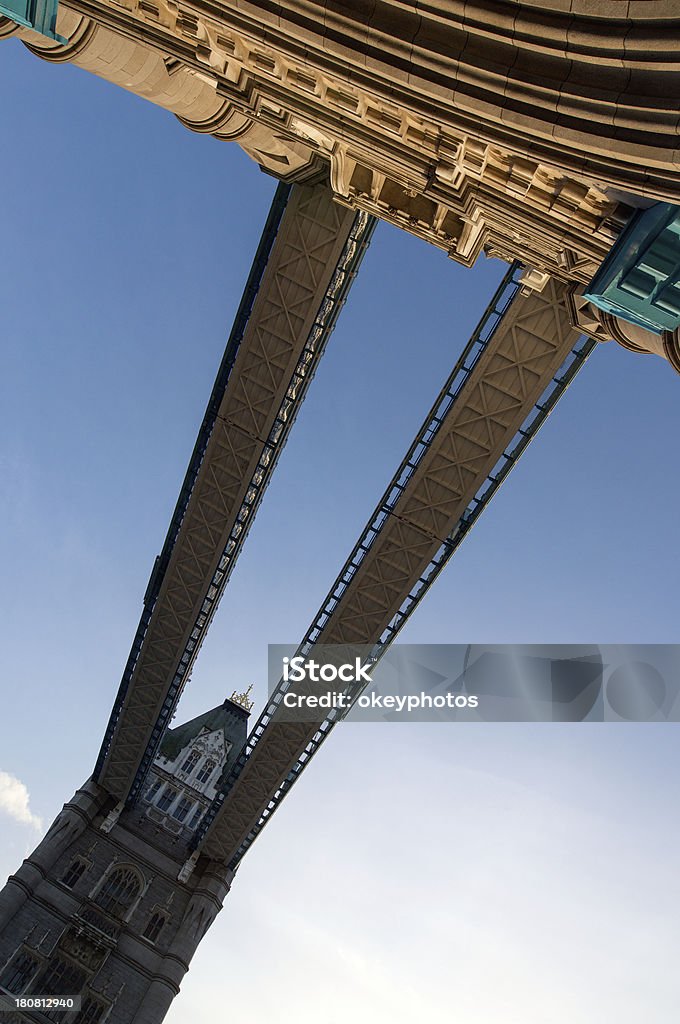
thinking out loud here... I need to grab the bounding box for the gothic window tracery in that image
[188,806,204,830]
[0,949,40,993]
[61,858,88,889]
[145,778,163,802]
[93,866,142,919]
[142,912,167,944]
[35,955,87,1020]
[172,796,193,823]
[156,786,178,812]
[196,758,216,784]
[180,749,201,773]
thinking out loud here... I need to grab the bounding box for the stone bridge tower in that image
[0,696,250,1023]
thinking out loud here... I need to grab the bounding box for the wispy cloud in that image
[0,772,42,831]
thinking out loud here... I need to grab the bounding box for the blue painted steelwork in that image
[1,0,67,41]
[584,202,680,336]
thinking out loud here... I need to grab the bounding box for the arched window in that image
[61,858,88,889]
[37,956,88,1023]
[37,955,87,996]
[80,995,107,1023]
[145,778,163,803]
[187,806,204,830]
[157,786,177,813]
[142,912,166,944]
[196,759,216,785]
[172,796,193,823]
[94,866,141,919]
[0,949,40,993]
[180,750,200,774]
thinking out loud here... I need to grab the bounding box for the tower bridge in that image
[0,193,592,1022]
[1,2,679,1021]
[93,183,375,807]
[3,1,680,365]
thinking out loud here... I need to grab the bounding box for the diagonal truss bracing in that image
[195,269,595,866]
[94,183,376,803]
[92,182,292,788]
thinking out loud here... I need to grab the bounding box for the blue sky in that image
[1,36,679,1023]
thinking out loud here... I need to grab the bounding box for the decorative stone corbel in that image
[100,802,124,833]
[567,287,680,374]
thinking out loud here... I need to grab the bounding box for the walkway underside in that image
[95,184,372,804]
[197,272,589,866]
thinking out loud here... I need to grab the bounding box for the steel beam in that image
[94,183,374,803]
[196,271,592,865]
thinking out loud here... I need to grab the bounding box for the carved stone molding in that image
[10,0,672,277]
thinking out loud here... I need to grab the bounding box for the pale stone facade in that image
[0,4,645,278]
[2,3,680,365]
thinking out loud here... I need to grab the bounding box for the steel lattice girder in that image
[197,276,585,865]
[95,183,368,802]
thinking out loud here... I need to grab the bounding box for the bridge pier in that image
[0,781,234,1023]
[134,866,233,1024]
[0,781,104,933]
[0,180,371,1023]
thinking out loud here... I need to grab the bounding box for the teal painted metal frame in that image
[1,0,67,42]
[584,201,680,337]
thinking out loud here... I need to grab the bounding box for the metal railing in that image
[192,265,596,865]
[122,209,378,805]
[93,182,294,785]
